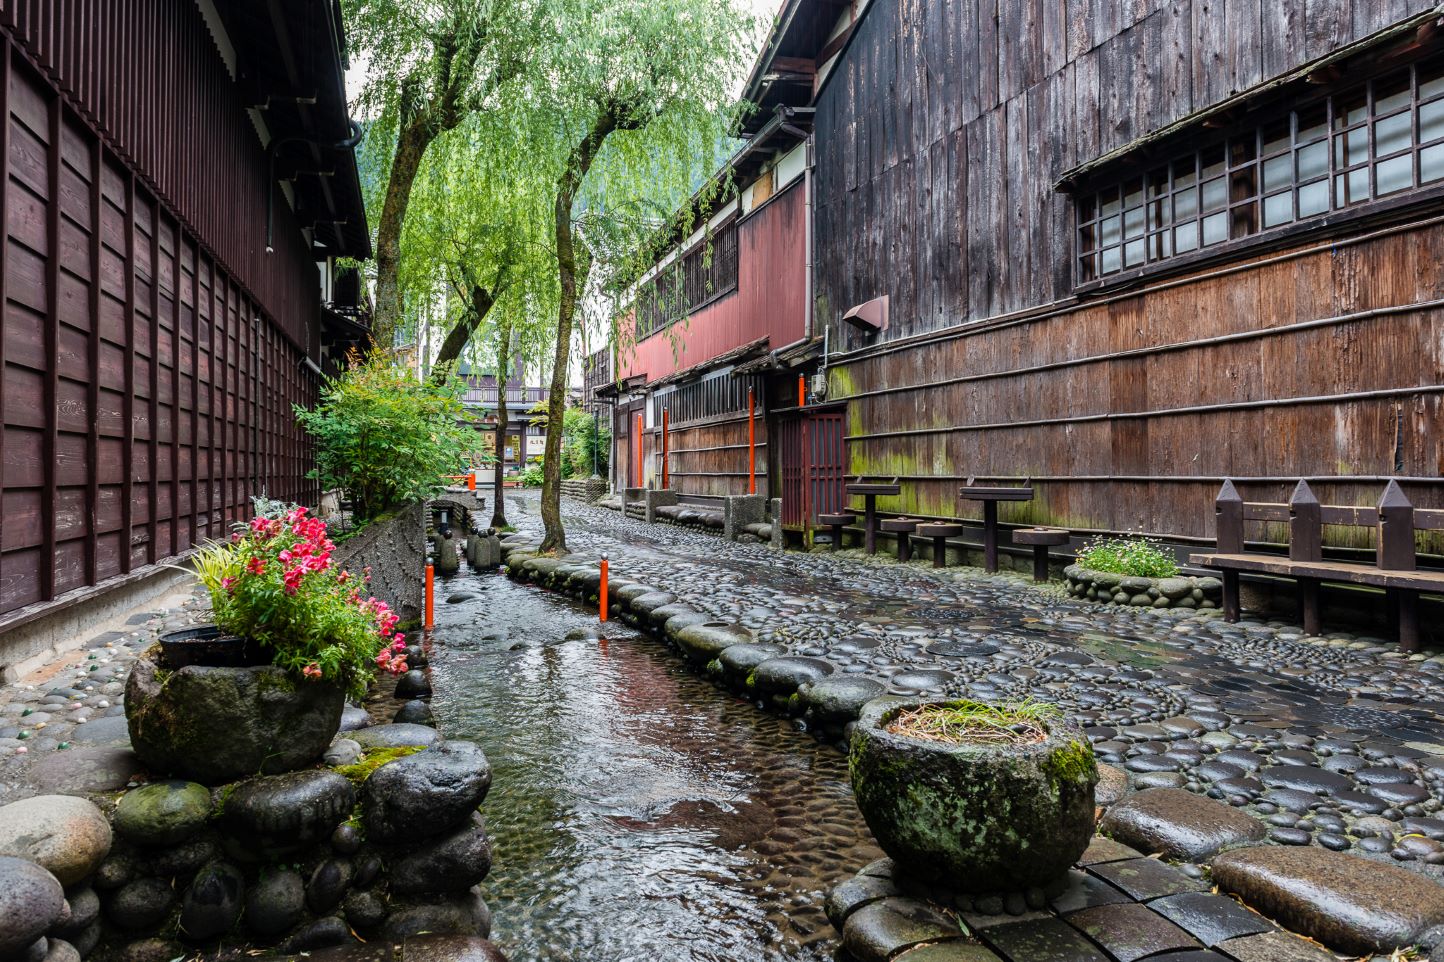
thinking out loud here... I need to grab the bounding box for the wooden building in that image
[609,0,1444,556]
[0,0,369,632]
[807,0,1444,552]
[605,105,815,505]
[459,361,551,475]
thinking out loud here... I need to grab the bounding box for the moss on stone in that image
[1042,738,1097,789]
[334,745,425,786]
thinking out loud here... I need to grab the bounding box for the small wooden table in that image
[959,484,1034,573]
[1013,527,1070,583]
[846,482,902,555]
[916,522,965,568]
[818,512,856,552]
[879,517,920,563]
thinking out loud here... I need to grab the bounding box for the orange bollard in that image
[599,554,609,622]
[467,472,476,491]
[424,563,435,631]
[747,387,755,494]
[797,374,806,407]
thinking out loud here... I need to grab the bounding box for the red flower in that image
[246,557,267,576]
[302,663,322,680]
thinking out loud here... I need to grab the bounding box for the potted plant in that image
[849,698,1097,892]
[127,501,411,783]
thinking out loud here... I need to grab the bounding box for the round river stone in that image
[221,770,355,854]
[362,740,493,841]
[114,781,212,847]
[0,795,112,886]
[0,856,66,957]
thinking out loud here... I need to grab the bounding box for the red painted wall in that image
[621,179,807,380]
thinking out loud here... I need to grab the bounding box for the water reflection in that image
[428,573,879,962]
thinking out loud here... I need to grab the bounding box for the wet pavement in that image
[505,492,1444,876]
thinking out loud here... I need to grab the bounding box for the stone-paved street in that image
[493,491,1444,960]
[519,493,1444,873]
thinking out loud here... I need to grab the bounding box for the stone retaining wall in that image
[1064,565,1222,610]
[560,477,607,502]
[331,505,426,625]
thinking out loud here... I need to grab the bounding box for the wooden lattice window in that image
[634,217,739,339]
[1077,56,1444,283]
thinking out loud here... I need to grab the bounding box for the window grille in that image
[1077,56,1444,282]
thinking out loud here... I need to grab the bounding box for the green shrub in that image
[520,464,546,487]
[1075,536,1179,578]
[294,353,480,521]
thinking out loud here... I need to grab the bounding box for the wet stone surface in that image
[536,494,1444,880]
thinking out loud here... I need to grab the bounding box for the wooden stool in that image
[879,518,920,563]
[916,522,964,568]
[1013,527,1070,582]
[818,513,856,552]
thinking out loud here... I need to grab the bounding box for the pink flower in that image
[388,656,408,675]
[302,663,322,680]
[391,639,406,652]
[221,576,237,593]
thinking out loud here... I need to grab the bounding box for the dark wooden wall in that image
[814,0,1444,547]
[660,416,770,499]
[0,14,319,626]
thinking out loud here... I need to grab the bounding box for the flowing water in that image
[427,569,881,962]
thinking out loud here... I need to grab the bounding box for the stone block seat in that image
[818,513,857,551]
[878,517,921,563]
[1013,527,1070,582]
[915,522,965,568]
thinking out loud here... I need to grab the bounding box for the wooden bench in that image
[917,522,965,568]
[819,512,856,551]
[1189,479,1444,651]
[879,517,921,563]
[959,481,1034,573]
[845,482,902,555]
[1013,527,1070,583]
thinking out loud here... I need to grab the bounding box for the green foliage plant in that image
[294,353,478,521]
[189,501,410,701]
[1075,536,1180,578]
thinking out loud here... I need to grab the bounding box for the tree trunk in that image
[371,119,432,348]
[490,313,512,530]
[539,109,619,554]
[434,285,496,371]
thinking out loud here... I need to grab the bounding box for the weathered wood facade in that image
[0,0,367,629]
[799,0,1444,547]
[609,127,812,500]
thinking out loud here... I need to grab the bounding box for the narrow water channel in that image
[427,567,881,962]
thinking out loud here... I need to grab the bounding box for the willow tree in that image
[344,0,535,347]
[401,116,556,527]
[529,0,757,553]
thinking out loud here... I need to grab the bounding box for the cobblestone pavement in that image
[0,589,209,801]
[512,493,1444,878]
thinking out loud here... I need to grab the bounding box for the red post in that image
[599,554,609,622]
[747,387,756,495]
[661,408,669,489]
[467,472,476,491]
[424,563,435,631]
[635,413,643,485]
[797,374,806,408]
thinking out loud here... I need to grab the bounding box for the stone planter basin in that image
[126,654,344,784]
[849,698,1098,892]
